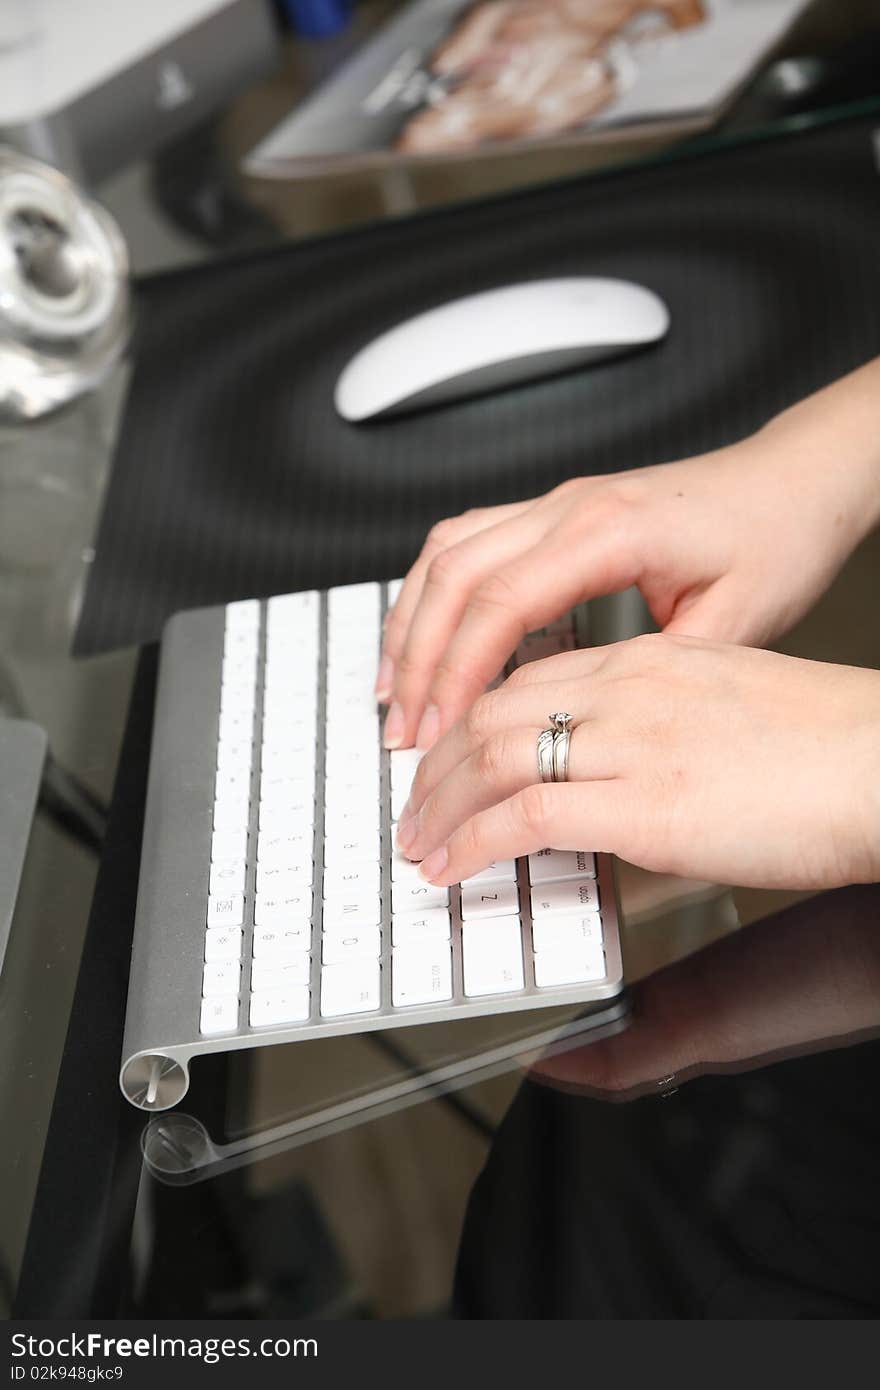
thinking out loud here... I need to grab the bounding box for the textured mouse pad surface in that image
[75,114,880,655]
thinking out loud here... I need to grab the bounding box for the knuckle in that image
[518,782,554,835]
[433,653,484,702]
[425,516,460,553]
[464,690,500,743]
[473,570,522,614]
[424,546,462,591]
[475,731,514,783]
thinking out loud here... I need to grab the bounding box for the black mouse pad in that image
[74,112,880,656]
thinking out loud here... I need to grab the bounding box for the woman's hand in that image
[395,634,880,892]
[379,360,880,751]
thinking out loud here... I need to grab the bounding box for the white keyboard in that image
[119,581,624,1111]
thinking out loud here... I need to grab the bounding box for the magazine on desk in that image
[245,0,810,177]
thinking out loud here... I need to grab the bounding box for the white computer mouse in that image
[334,277,670,422]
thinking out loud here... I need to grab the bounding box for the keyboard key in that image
[531,913,603,954]
[209,860,246,896]
[258,775,314,811]
[323,863,381,898]
[461,881,520,920]
[528,849,597,884]
[200,995,240,1035]
[327,581,380,627]
[321,892,382,931]
[211,825,248,863]
[530,877,599,917]
[207,893,245,928]
[254,890,313,925]
[533,946,605,988]
[253,923,313,959]
[324,829,381,866]
[256,830,314,869]
[462,917,524,996]
[320,960,381,1017]
[386,577,405,606]
[257,805,314,838]
[391,908,451,946]
[321,927,381,964]
[390,853,430,886]
[256,863,314,894]
[218,708,255,745]
[324,804,381,837]
[204,928,243,962]
[392,943,453,1007]
[215,768,251,803]
[461,859,517,886]
[389,747,423,790]
[202,961,241,997]
[225,598,260,632]
[249,987,311,1028]
[251,957,311,990]
[391,881,449,914]
[213,799,250,833]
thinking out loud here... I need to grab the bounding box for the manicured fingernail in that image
[416,703,440,751]
[395,816,417,853]
[383,701,405,749]
[419,845,448,883]
[374,653,394,701]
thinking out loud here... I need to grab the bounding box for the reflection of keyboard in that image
[0,718,46,976]
[120,583,624,1111]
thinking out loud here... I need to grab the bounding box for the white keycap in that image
[391,881,449,914]
[207,893,245,928]
[218,707,255,744]
[256,829,314,869]
[321,927,381,964]
[262,674,317,704]
[323,777,381,812]
[327,581,380,625]
[532,913,603,954]
[324,804,380,837]
[390,853,428,886]
[254,890,313,925]
[220,682,256,718]
[391,908,452,947]
[211,825,248,863]
[327,657,379,691]
[462,916,524,996]
[324,746,380,780]
[261,744,317,778]
[222,650,258,688]
[215,768,251,803]
[257,804,314,838]
[386,577,405,606]
[267,589,319,626]
[323,862,381,898]
[460,880,520,920]
[249,987,311,1027]
[530,877,599,917]
[528,849,597,884]
[320,960,381,1017]
[258,775,314,811]
[533,946,606,988]
[212,798,250,832]
[392,943,453,1007]
[204,927,243,962]
[216,736,253,773]
[260,709,317,743]
[389,747,423,789]
[324,830,381,866]
[200,995,240,1035]
[390,781,413,822]
[461,859,517,886]
[202,961,241,998]
[209,860,246,896]
[325,691,379,719]
[256,863,314,894]
[225,598,260,632]
[253,923,313,959]
[250,957,311,990]
[321,892,382,931]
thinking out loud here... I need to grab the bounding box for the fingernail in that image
[395,816,417,853]
[383,701,405,749]
[416,703,440,751]
[419,845,448,883]
[374,653,394,701]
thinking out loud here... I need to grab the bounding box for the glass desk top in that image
[2,3,880,1315]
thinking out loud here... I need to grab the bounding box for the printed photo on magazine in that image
[246,0,811,176]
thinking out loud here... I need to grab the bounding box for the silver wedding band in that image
[537,713,573,783]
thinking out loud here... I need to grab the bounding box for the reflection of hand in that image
[379,360,880,751]
[531,885,880,1097]
[431,1,706,79]
[396,635,880,892]
[397,36,616,153]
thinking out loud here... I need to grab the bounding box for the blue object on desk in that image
[281,0,352,38]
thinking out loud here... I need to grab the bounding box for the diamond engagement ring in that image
[537,713,573,784]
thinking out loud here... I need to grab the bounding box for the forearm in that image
[757,356,880,548]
